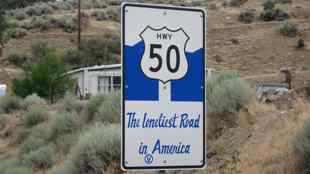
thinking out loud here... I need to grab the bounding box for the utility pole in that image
[77,0,81,51]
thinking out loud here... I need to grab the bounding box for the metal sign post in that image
[121,3,206,170]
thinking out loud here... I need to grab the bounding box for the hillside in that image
[0,0,309,76]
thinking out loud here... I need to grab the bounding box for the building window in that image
[98,76,121,94]
[98,76,111,94]
[113,76,121,90]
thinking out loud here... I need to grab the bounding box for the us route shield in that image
[122,3,206,170]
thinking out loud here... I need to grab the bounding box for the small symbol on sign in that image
[144,154,154,165]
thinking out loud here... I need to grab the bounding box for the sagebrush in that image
[95,91,121,124]
[48,112,78,141]
[206,72,251,114]
[0,96,23,114]
[23,146,55,169]
[53,124,121,174]
[24,105,47,127]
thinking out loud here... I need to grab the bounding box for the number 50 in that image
[149,44,181,73]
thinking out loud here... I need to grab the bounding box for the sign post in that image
[122,3,206,170]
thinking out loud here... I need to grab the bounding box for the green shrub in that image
[20,135,47,155]
[239,9,256,24]
[260,8,289,21]
[54,133,79,155]
[17,20,33,30]
[223,0,240,7]
[5,167,32,174]
[0,114,9,130]
[0,158,32,174]
[24,105,47,127]
[13,42,73,103]
[67,124,121,173]
[80,38,120,66]
[23,146,55,169]
[49,112,77,141]
[280,21,298,37]
[29,125,50,141]
[86,94,106,121]
[30,16,50,31]
[24,3,52,16]
[48,1,73,10]
[206,72,251,114]
[293,119,310,173]
[263,0,275,10]
[31,40,51,61]
[6,28,27,39]
[0,159,19,172]
[206,72,251,139]
[106,6,120,22]
[24,93,46,109]
[63,49,83,69]
[24,6,38,16]
[0,96,23,114]
[0,107,4,114]
[51,161,76,174]
[95,91,121,124]
[45,15,77,33]
[14,10,27,21]
[91,11,108,21]
[62,94,83,113]
[7,53,28,67]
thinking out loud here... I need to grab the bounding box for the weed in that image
[280,21,298,37]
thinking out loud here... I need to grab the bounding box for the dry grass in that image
[239,98,310,174]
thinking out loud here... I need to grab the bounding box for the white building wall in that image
[67,65,122,97]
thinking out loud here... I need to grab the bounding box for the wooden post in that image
[77,0,81,51]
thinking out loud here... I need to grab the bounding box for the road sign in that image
[122,3,206,170]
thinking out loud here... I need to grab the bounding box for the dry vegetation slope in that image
[207,0,310,77]
[239,98,310,174]
[1,2,308,73]
[1,0,309,80]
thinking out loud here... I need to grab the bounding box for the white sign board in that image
[122,3,206,170]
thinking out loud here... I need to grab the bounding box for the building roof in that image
[66,64,121,75]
